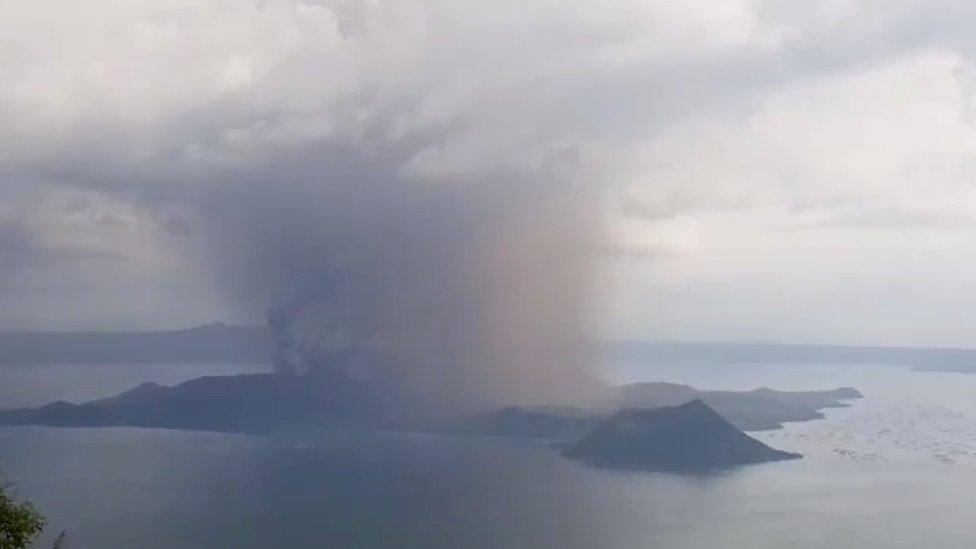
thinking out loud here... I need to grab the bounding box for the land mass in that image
[0,376,860,439]
[619,382,862,431]
[456,382,862,439]
[563,399,801,471]
[0,374,390,433]
[0,375,828,472]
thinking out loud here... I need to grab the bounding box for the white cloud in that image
[599,49,976,345]
[5,1,976,344]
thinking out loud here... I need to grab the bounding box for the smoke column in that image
[190,145,602,419]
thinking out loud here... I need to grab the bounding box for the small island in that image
[563,399,801,471]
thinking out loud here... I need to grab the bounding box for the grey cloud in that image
[8,0,976,364]
[0,221,126,274]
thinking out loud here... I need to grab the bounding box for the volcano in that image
[563,399,801,471]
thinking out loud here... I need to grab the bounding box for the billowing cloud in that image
[4,0,976,354]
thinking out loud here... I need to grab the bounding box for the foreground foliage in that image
[0,483,45,549]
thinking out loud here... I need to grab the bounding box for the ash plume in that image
[0,1,655,420]
[191,145,602,419]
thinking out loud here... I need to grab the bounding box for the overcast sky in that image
[3,1,976,347]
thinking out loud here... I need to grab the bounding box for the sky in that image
[3,1,976,348]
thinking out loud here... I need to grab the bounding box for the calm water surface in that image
[2,361,975,548]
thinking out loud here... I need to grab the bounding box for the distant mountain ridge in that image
[605,340,976,372]
[4,327,974,371]
[0,323,271,365]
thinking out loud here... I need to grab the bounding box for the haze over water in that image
[3,359,975,549]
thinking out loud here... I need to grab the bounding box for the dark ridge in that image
[563,399,801,472]
[0,374,391,433]
[6,329,976,370]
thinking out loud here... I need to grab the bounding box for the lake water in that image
[2,361,976,548]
